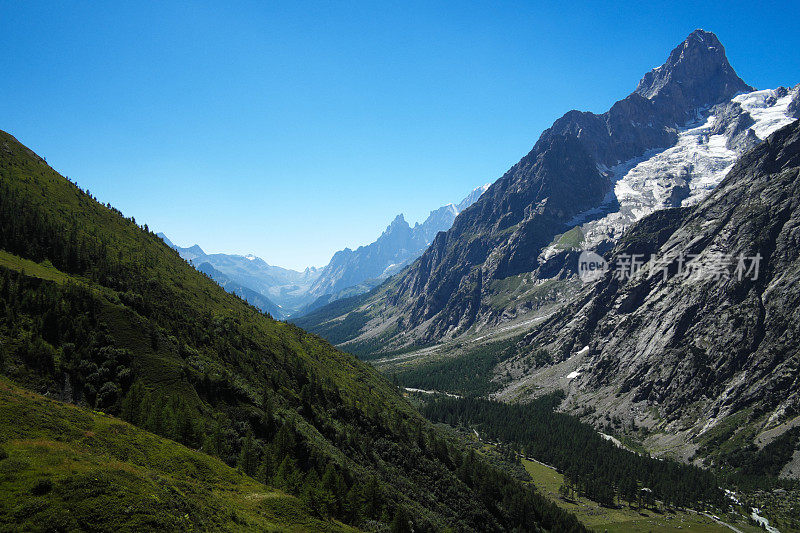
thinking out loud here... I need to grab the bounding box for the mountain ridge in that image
[299,30,797,350]
[307,184,490,301]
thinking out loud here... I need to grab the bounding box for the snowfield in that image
[569,86,799,251]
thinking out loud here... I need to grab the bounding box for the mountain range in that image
[2,24,800,531]
[296,29,800,473]
[299,30,799,347]
[302,185,490,312]
[158,184,488,318]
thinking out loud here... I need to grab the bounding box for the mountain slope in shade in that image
[306,184,490,302]
[298,30,797,351]
[500,120,800,470]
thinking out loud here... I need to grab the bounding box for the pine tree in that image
[144,394,164,435]
[274,422,295,460]
[262,386,274,435]
[161,400,178,440]
[237,429,257,476]
[256,445,276,484]
[300,469,334,516]
[362,476,382,520]
[273,456,301,493]
[320,462,344,515]
[178,404,198,446]
[390,506,412,533]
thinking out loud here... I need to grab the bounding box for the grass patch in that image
[522,459,754,533]
[555,226,584,250]
[0,378,352,532]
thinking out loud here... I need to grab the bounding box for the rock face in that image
[308,213,431,298]
[502,121,800,463]
[789,85,800,118]
[390,134,610,337]
[635,30,754,115]
[301,30,782,346]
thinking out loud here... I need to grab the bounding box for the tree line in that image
[422,393,724,510]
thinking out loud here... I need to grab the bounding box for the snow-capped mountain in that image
[297,29,800,347]
[157,233,320,317]
[303,184,490,306]
[544,85,800,259]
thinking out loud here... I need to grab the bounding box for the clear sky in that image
[2,1,798,270]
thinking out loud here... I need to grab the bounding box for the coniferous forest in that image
[422,394,724,509]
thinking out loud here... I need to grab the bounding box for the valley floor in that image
[521,459,768,533]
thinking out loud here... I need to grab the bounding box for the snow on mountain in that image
[456,183,490,212]
[548,85,799,257]
[735,88,799,139]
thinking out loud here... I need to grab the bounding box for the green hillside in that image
[0,129,584,531]
[0,379,352,532]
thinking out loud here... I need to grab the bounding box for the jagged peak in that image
[389,213,406,226]
[382,214,410,236]
[635,29,753,105]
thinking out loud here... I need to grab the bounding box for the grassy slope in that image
[0,379,352,532]
[0,130,399,407]
[520,460,762,533]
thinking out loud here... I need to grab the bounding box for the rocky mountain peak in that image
[386,213,410,232]
[635,29,753,108]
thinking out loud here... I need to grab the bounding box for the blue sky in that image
[2,1,798,270]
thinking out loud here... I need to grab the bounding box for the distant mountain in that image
[156,233,320,316]
[299,30,799,351]
[195,261,283,318]
[156,233,207,262]
[306,185,489,303]
[156,185,488,318]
